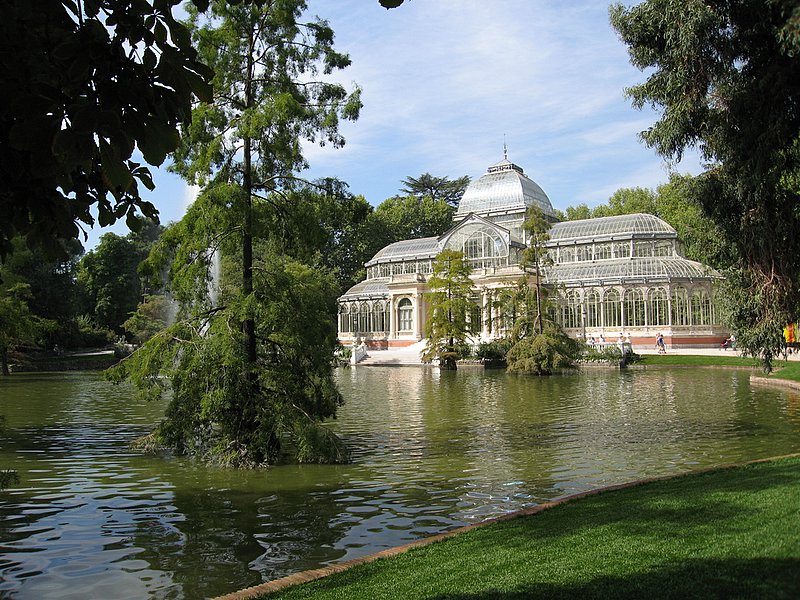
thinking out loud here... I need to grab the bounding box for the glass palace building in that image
[338,158,727,350]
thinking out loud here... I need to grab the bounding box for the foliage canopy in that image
[610,0,800,365]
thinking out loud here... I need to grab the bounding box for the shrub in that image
[506,326,582,375]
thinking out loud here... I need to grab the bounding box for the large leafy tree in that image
[0,0,217,259]
[610,0,800,365]
[423,249,477,370]
[0,237,83,329]
[112,0,360,466]
[400,173,470,208]
[0,0,393,260]
[371,194,454,244]
[0,284,45,376]
[77,233,144,333]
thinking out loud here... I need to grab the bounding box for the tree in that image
[268,182,378,293]
[494,276,541,343]
[0,237,84,342]
[0,284,43,376]
[423,250,477,370]
[371,194,454,243]
[123,295,173,345]
[111,1,360,466]
[0,0,217,259]
[77,233,144,334]
[505,321,582,376]
[521,206,552,335]
[0,1,392,260]
[610,0,800,366]
[400,173,470,208]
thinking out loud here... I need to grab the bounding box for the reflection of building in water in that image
[339,157,727,350]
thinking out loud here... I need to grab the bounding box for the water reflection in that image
[1,368,799,599]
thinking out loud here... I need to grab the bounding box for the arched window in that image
[585,290,600,328]
[691,290,713,326]
[560,290,580,328]
[624,289,645,327]
[671,287,689,326]
[614,242,631,258]
[633,241,653,257]
[445,223,508,269]
[372,301,389,333]
[648,287,668,327]
[398,298,413,331]
[359,302,371,332]
[655,240,673,256]
[604,289,621,329]
[467,295,482,333]
[594,243,612,260]
[702,290,714,325]
[339,303,350,333]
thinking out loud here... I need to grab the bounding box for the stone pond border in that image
[212,452,800,600]
[751,375,800,391]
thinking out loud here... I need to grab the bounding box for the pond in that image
[1,367,799,599]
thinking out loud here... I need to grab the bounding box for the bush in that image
[476,338,513,362]
[506,326,582,375]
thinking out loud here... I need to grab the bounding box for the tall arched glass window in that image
[560,290,580,328]
[648,287,668,326]
[702,290,714,325]
[585,290,600,328]
[624,289,645,327]
[372,301,389,333]
[604,289,621,329]
[339,304,350,333]
[671,287,689,326]
[445,223,508,269]
[359,302,371,332]
[398,298,413,331]
[691,290,713,326]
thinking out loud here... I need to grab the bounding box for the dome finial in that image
[503,134,508,161]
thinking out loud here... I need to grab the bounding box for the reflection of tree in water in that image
[127,482,350,597]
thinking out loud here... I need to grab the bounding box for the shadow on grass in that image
[430,558,800,600]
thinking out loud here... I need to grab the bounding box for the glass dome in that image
[455,159,555,220]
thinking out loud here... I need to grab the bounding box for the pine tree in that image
[110,1,360,466]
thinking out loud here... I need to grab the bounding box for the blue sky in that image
[85,0,703,250]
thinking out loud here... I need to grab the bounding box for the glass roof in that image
[544,256,721,284]
[366,237,439,266]
[455,160,555,219]
[549,213,676,242]
[340,278,390,300]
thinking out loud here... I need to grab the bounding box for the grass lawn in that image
[637,354,763,367]
[770,361,800,383]
[258,456,800,600]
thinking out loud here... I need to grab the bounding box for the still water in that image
[1,367,799,599]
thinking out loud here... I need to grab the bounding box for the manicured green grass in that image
[261,456,800,600]
[637,353,762,367]
[770,361,800,383]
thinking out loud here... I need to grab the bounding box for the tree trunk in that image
[242,28,257,368]
[535,267,544,335]
[1,345,9,376]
